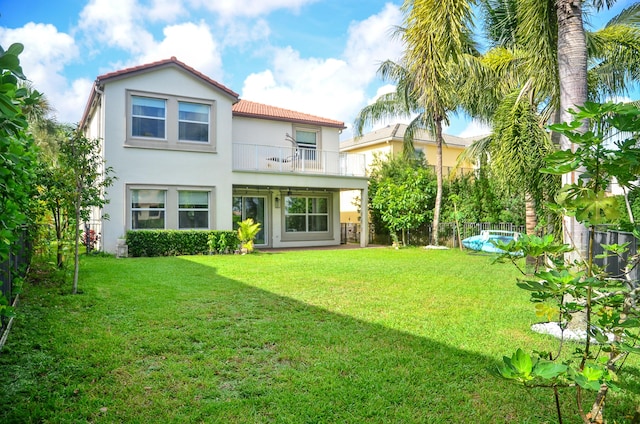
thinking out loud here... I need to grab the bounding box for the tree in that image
[355,0,477,245]
[498,101,640,424]
[58,129,114,294]
[457,0,640,247]
[368,154,436,245]
[37,147,75,268]
[400,0,479,246]
[0,43,40,262]
[478,0,640,254]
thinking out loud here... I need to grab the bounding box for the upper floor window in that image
[127,91,216,152]
[132,96,166,139]
[295,128,319,161]
[179,102,210,142]
[295,129,317,149]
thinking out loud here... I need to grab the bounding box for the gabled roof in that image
[95,56,239,98]
[232,99,345,129]
[79,58,345,131]
[340,123,486,151]
[79,57,239,129]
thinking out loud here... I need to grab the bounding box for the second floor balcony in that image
[233,143,366,177]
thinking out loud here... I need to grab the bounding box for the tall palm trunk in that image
[524,193,537,236]
[557,0,589,257]
[524,193,537,268]
[558,3,604,421]
[431,117,444,246]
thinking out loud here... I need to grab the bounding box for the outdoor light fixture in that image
[275,196,280,208]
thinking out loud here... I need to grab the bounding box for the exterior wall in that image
[232,116,342,152]
[95,67,236,253]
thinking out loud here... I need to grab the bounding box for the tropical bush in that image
[496,102,640,423]
[237,218,261,253]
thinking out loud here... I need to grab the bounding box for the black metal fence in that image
[361,221,526,247]
[592,229,638,282]
[1,226,31,337]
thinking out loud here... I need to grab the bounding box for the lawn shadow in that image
[1,255,638,423]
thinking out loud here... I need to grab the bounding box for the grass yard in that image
[1,248,639,423]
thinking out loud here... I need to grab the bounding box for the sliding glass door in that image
[232,196,267,245]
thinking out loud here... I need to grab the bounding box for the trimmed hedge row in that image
[125,230,239,257]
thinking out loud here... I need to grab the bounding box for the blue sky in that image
[0,0,637,139]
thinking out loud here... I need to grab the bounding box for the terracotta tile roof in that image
[232,99,345,129]
[79,58,345,131]
[95,56,239,98]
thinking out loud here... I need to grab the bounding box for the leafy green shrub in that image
[126,230,238,257]
[207,231,239,254]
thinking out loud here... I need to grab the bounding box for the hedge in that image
[125,230,239,257]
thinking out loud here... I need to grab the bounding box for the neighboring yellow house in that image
[339,123,486,223]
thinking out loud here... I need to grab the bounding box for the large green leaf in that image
[532,361,567,380]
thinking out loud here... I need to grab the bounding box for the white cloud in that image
[242,46,361,122]
[240,3,404,133]
[222,19,271,48]
[78,0,155,54]
[344,3,404,80]
[188,0,318,18]
[457,119,492,138]
[136,21,224,80]
[0,23,83,123]
[147,0,188,22]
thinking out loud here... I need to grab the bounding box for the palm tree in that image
[395,0,477,245]
[463,0,640,229]
[467,1,639,421]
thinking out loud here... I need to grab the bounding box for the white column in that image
[360,186,368,247]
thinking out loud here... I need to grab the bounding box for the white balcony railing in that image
[233,143,366,177]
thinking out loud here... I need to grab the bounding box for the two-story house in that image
[79,57,368,253]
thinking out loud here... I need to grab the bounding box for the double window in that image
[284,196,328,233]
[127,92,214,151]
[130,187,211,230]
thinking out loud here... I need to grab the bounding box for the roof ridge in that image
[95,56,239,99]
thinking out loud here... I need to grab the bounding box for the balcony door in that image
[232,196,267,246]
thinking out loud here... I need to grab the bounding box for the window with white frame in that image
[284,196,328,232]
[178,102,210,142]
[131,189,166,229]
[178,190,209,229]
[131,96,166,139]
[295,128,319,161]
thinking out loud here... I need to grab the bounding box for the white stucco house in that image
[79,57,368,253]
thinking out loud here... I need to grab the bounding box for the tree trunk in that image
[53,206,64,268]
[557,0,589,258]
[586,383,607,423]
[72,192,80,295]
[524,193,538,269]
[431,117,444,246]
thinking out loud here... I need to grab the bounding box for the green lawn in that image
[1,248,638,423]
